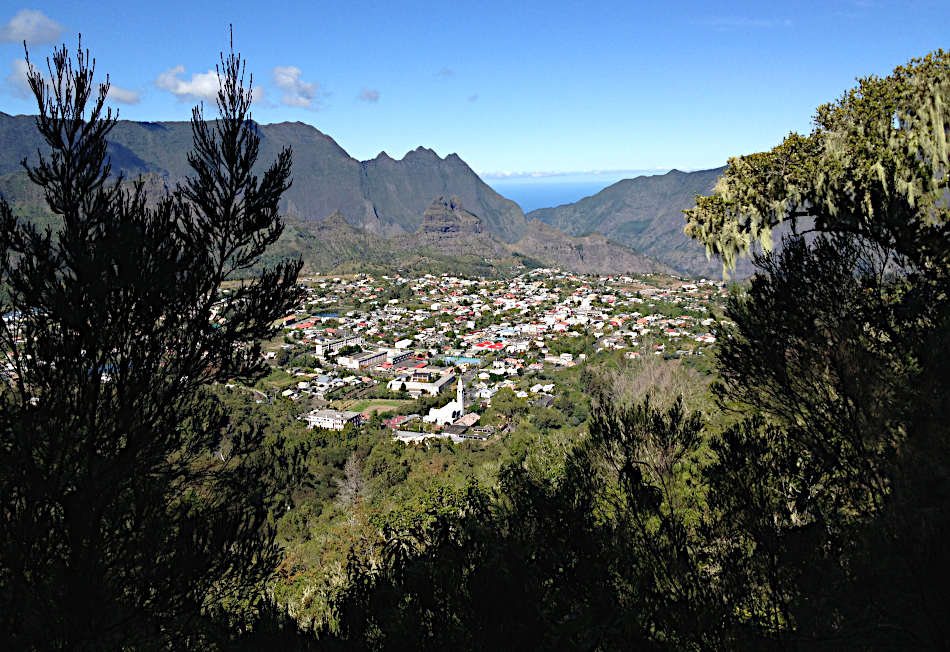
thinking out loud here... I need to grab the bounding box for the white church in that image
[423,378,465,426]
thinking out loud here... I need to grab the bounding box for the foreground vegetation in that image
[2,40,949,651]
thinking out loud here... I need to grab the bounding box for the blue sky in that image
[1,1,947,178]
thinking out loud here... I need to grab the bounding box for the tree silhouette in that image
[685,50,950,648]
[0,39,303,650]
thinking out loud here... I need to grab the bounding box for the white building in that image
[337,349,386,370]
[424,378,465,426]
[313,332,363,358]
[387,370,456,397]
[302,409,364,431]
[385,349,414,364]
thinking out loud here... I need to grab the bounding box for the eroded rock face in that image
[284,196,679,276]
[512,219,677,276]
[396,196,511,258]
[419,196,485,234]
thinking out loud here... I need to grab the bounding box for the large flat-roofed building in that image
[302,409,364,431]
[313,332,363,359]
[338,349,386,370]
[387,370,456,397]
[385,349,414,364]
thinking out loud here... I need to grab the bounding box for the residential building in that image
[313,332,363,358]
[338,349,386,370]
[302,409,364,431]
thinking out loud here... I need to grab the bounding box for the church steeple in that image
[457,376,464,409]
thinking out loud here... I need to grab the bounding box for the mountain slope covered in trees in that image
[268,197,676,276]
[527,168,762,277]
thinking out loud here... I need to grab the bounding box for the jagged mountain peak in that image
[0,112,530,243]
[321,210,350,226]
[371,151,395,163]
[403,146,441,161]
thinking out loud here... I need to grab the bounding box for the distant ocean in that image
[484,171,669,213]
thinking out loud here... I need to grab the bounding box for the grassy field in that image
[342,399,411,414]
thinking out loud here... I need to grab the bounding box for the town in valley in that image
[232,268,729,443]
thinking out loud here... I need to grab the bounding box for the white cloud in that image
[357,87,379,103]
[5,57,85,103]
[270,65,325,110]
[9,57,140,106]
[4,58,33,98]
[107,85,140,105]
[5,59,140,104]
[468,94,478,102]
[250,85,270,106]
[0,9,66,45]
[155,65,221,102]
[155,64,265,105]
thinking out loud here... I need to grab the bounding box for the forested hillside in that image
[527,168,760,277]
[266,197,676,277]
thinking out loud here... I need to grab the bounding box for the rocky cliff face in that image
[512,219,677,276]
[359,149,528,242]
[392,196,512,259]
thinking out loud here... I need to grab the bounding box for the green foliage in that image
[545,332,596,357]
[681,348,716,376]
[338,344,362,357]
[289,352,320,370]
[678,49,950,647]
[685,50,950,274]
[531,406,565,431]
[319,395,721,651]
[0,42,303,649]
[489,387,524,419]
[691,232,950,646]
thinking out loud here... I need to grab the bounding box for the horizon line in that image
[478,168,685,181]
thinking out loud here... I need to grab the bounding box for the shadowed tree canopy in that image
[0,39,304,650]
[681,49,950,648]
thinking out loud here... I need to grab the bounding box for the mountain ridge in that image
[526,168,747,277]
[0,112,733,276]
[0,112,529,243]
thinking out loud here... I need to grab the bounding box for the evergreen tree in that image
[685,50,950,648]
[0,40,303,650]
